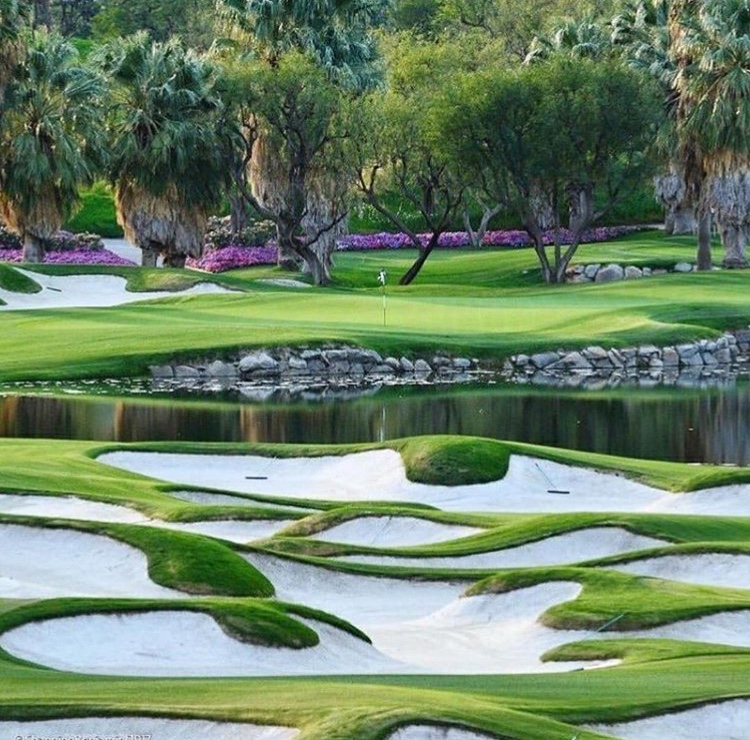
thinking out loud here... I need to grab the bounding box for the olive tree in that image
[444,56,659,283]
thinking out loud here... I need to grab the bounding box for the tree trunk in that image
[165,251,186,268]
[696,211,712,271]
[141,244,159,267]
[229,192,248,238]
[720,221,749,269]
[298,243,331,285]
[22,233,45,263]
[400,240,437,285]
[664,208,675,236]
[530,182,555,232]
[33,0,51,28]
[463,203,502,248]
[672,204,696,235]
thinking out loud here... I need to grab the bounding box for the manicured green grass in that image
[0,515,273,597]
[0,596,370,659]
[2,232,749,382]
[64,182,122,237]
[0,265,41,294]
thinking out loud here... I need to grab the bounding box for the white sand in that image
[0,716,298,740]
[311,516,483,547]
[257,278,311,289]
[388,726,494,740]
[586,699,750,740]
[97,450,750,515]
[0,269,232,311]
[612,553,750,590]
[0,612,404,676]
[0,492,291,544]
[0,523,180,599]
[167,489,315,512]
[157,518,293,544]
[244,555,611,674]
[339,527,664,569]
[0,492,145,523]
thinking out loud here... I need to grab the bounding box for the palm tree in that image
[525,18,612,63]
[98,33,226,267]
[0,31,104,262]
[219,0,387,283]
[680,0,750,268]
[0,0,28,103]
[613,0,697,236]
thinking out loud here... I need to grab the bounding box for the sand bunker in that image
[0,492,291,544]
[0,492,145,523]
[0,717,298,740]
[0,579,611,675]
[158,518,293,544]
[0,269,232,311]
[0,612,404,676]
[339,527,664,569]
[0,523,179,599]
[586,698,750,740]
[612,553,750,590]
[311,516,482,547]
[244,554,611,674]
[166,489,309,510]
[388,726,494,740]
[98,449,750,515]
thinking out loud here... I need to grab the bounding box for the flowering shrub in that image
[336,225,641,251]
[0,226,104,252]
[185,225,642,273]
[187,245,278,273]
[203,216,276,250]
[0,249,134,266]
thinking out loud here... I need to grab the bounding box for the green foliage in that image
[91,0,215,47]
[442,54,661,281]
[97,33,226,210]
[0,31,105,242]
[220,0,390,91]
[63,181,122,237]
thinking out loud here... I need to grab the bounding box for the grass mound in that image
[0,265,41,294]
[394,436,511,486]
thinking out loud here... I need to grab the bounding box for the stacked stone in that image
[568,262,696,283]
[507,333,741,375]
[151,346,479,382]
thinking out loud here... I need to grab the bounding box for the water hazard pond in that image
[2,377,749,465]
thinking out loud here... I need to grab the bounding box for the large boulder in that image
[595,264,625,283]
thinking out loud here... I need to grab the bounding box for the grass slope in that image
[2,232,750,381]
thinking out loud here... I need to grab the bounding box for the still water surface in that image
[1,379,749,465]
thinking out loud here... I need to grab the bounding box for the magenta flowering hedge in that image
[187,245,278,273]
[336,225,641,251]
[0,249,135,266]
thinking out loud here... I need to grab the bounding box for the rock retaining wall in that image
[150,331,750,386]
[151,346,482,383]
[506,332,750,378]
[569,262,698,283]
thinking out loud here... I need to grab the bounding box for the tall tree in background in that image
[220,0,389,280]
[666,0,714,269]
[0,0,27,102]
[352,37,467,284]
[445,56,658,283]
[98,33,226,267]
[0,32,104,261]
[681,0,750,269]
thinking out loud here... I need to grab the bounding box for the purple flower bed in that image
[187,245,278,273]
[0,249,135,266]
[337,225,640,251]
[177,225,643,274]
